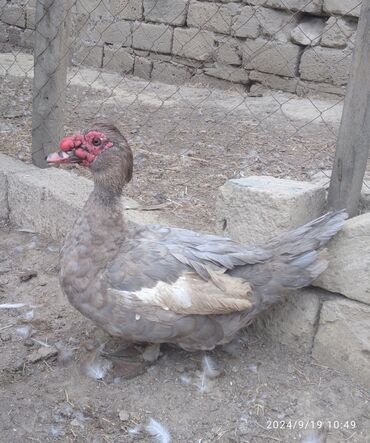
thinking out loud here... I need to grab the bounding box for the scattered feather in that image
[196,372,213,394]
[128,425,144,437]
[248,363,259,374]
[302,430,327,443]
[202,355,222,379]
[47,242,60,252]
[146,418,171,443]
[55,343,74,366]
[15,325,32,338]
[23,309,34,321]
[31,338,51,347]
[0,303,26,309]
[179,373,192,385]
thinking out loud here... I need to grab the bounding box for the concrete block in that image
[188,1,240,34]
[204,63,249,84]
[321,17,357,49]
[290,17,325,46]
[243,38,301,78]
[296,80,345,97]
[323,0,361,17]
[110,0,143,20]
[0,154,164,241]
[143,0,188,26]
[96,19,132,46]
[132,22,172,53]
[300,46,352,86]
[315,213,370,305]
[215,37,241,65]
[231,5,259,38]
[103,46,134,73]
[134,56,152,80]
[215,176,326,244]
[249,70,298,93]
[264,0,322,14]
[1,5,26,28]
[8,26,22,46]
[72,44,103,68]
[151,61,193,85]
[254,288,321,353]
[173,28,215,61]
[313,298,370,388]
[256,6,299,42]
[0,154,37,222]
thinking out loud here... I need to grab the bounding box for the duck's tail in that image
[243,210,348,309]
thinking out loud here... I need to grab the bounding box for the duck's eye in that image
[92,137,101,146]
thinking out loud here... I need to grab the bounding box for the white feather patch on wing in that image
[110,272,253,315]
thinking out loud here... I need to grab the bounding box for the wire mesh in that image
[0,0,366,229]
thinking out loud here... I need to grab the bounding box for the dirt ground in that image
[1,228,369,443]
[1,51,370,442]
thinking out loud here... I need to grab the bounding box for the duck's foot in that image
[101,343,161,379]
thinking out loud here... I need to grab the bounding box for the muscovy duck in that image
[47,124,347,352]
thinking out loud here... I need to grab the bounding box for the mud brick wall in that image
[0,0,362,96]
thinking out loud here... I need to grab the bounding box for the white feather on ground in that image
[0,303,27,309]
[146,418,171,443]
[201,355,222,379]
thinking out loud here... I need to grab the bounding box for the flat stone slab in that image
[0,154,166,240]
[254,288,321,353]
[313,297,370,388]
[315,213,370,305]
[216,176,326,244]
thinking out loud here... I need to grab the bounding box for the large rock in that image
[243,39,301,78]
[188,1,240,35]
[254,288,321,353]
[258,0,322,14]
[215,37,241,65]
[1,5,26,28]
[312,298,370,387]
[315,213,370,305]
[151,61,193,85]
[256,6,299,42]
[300,46,352,86]
[95,19,132,46]
[290,18,325,46]
[173,28,215,61]
[321,17,356,49]
[215,176,326,244]
[204,63,249,84]
[110,0,143,20]
[143,0,188,26]
[323,0,362,17]
[103,47,134,74]
[231,5,260,38]
[132,22,173,53]
[249,70,298,93]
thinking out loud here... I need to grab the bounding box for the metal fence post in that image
[31,0,70,168]
[327,0,370,217]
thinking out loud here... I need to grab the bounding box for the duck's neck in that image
[60,182,125,306]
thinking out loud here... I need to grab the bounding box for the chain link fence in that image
[0,0,368,227]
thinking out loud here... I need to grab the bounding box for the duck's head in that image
[47,123,133,188]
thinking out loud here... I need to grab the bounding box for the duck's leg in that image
[100,342,161,380]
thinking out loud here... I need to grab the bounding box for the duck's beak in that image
[46,150,78,164]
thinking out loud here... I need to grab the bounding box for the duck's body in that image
[49,124,347,352]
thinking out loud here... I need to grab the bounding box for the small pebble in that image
[27,345,58,363]
[118,410,130,421]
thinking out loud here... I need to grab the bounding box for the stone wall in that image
[0,0,362,96]
[216,175,370,388]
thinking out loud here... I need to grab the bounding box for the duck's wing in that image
[105,225,271,315]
